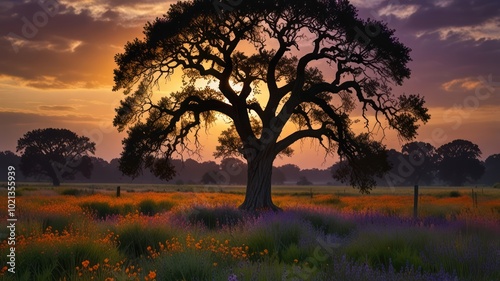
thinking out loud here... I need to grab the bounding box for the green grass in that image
[187,205,244,230]
[80,201,121,219]
[300,211,356,237]
[113,222,178,258]
[7,237,123,281]
[138,199,175,216]
[344,227,431,271]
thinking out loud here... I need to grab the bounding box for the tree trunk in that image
[238,153,281,212]
[52,176,61,186]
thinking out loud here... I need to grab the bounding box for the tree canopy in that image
[436,139,484,186]
[113,0,429,210]
[401,141,437,185]
[16,128,95,186]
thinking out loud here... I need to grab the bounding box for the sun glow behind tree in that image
[112,0,429,210]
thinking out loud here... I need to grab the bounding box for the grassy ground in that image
[1,183,499,280]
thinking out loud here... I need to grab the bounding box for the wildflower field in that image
[1,184,499,281]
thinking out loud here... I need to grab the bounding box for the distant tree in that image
[332,136,391,189]
[302,168,334,184]
[436,139,484,186]
[220,157,247,184]
[201,171,218,184]
[112,0,429,210]
[271,167,286,185]
[482,154,500,185]
[375,148,403,186]
[277,164,301,182]
[16,128,96,186]
[0,151,22,181]
[297,176,313,186]
[401,142,437,186]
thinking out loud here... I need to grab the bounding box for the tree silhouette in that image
[16,128,95,186]
[113,0,429,210]
[297,176,313,186]
[277,164,301,182]
[481,154,500,185]
[0,151,23,181]
[401,141,437,186]
[436,139,484,186]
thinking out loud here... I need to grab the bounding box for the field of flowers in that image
[1,184,499,281]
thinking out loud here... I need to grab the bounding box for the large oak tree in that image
[113,0,429,210]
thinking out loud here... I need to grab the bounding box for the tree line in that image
[1,128,498,187]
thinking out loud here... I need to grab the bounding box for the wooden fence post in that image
[116,186,121,197]
[413,185,419,218]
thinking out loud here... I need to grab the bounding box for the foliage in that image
[112,0,429,209]
[437,139,485,186]
[114,222,177,258]
[483,154,500,185]
[297,176,313,186]
[345,228,428,271]
[80,201,121,219]
[401,141,437,185]
[187,205,245,230]
[16,128,95,186]
[138,199,175,216]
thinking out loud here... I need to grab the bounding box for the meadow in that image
[1,184,499,281]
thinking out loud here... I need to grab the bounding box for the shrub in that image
[300,211,355,237]
[241,213,312,263]
[449,191,461,197]
[138,199,158,216]
[280,243,310,264]
[344,228,430,271]
[157,200,175,211]
[187,206,244,230]
[80,202,120,219]
[115,223,176,258]
[41,215,72,233]
[297,176,313,185]
[493,183,500,189]
[150,250,216,281]
[60,188,81,196]
[60,188,94,196]
[138,199,175,216]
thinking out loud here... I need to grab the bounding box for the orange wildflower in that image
[147,270,156,279]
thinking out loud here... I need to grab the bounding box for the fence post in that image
[116,186,121,197]
[413,185,419,218]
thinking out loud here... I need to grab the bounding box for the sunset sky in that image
[0,0,499,169]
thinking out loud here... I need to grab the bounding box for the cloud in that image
[404,0,500,31]
[57,0,176,26]
[38,105,76,111]
[442,77,482,92]
[378,4,419,20]
[433,18,500,41]
[0,110,101,124]
[350,0,500,109]
[0,0,150,89]
[350,0,386,9]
